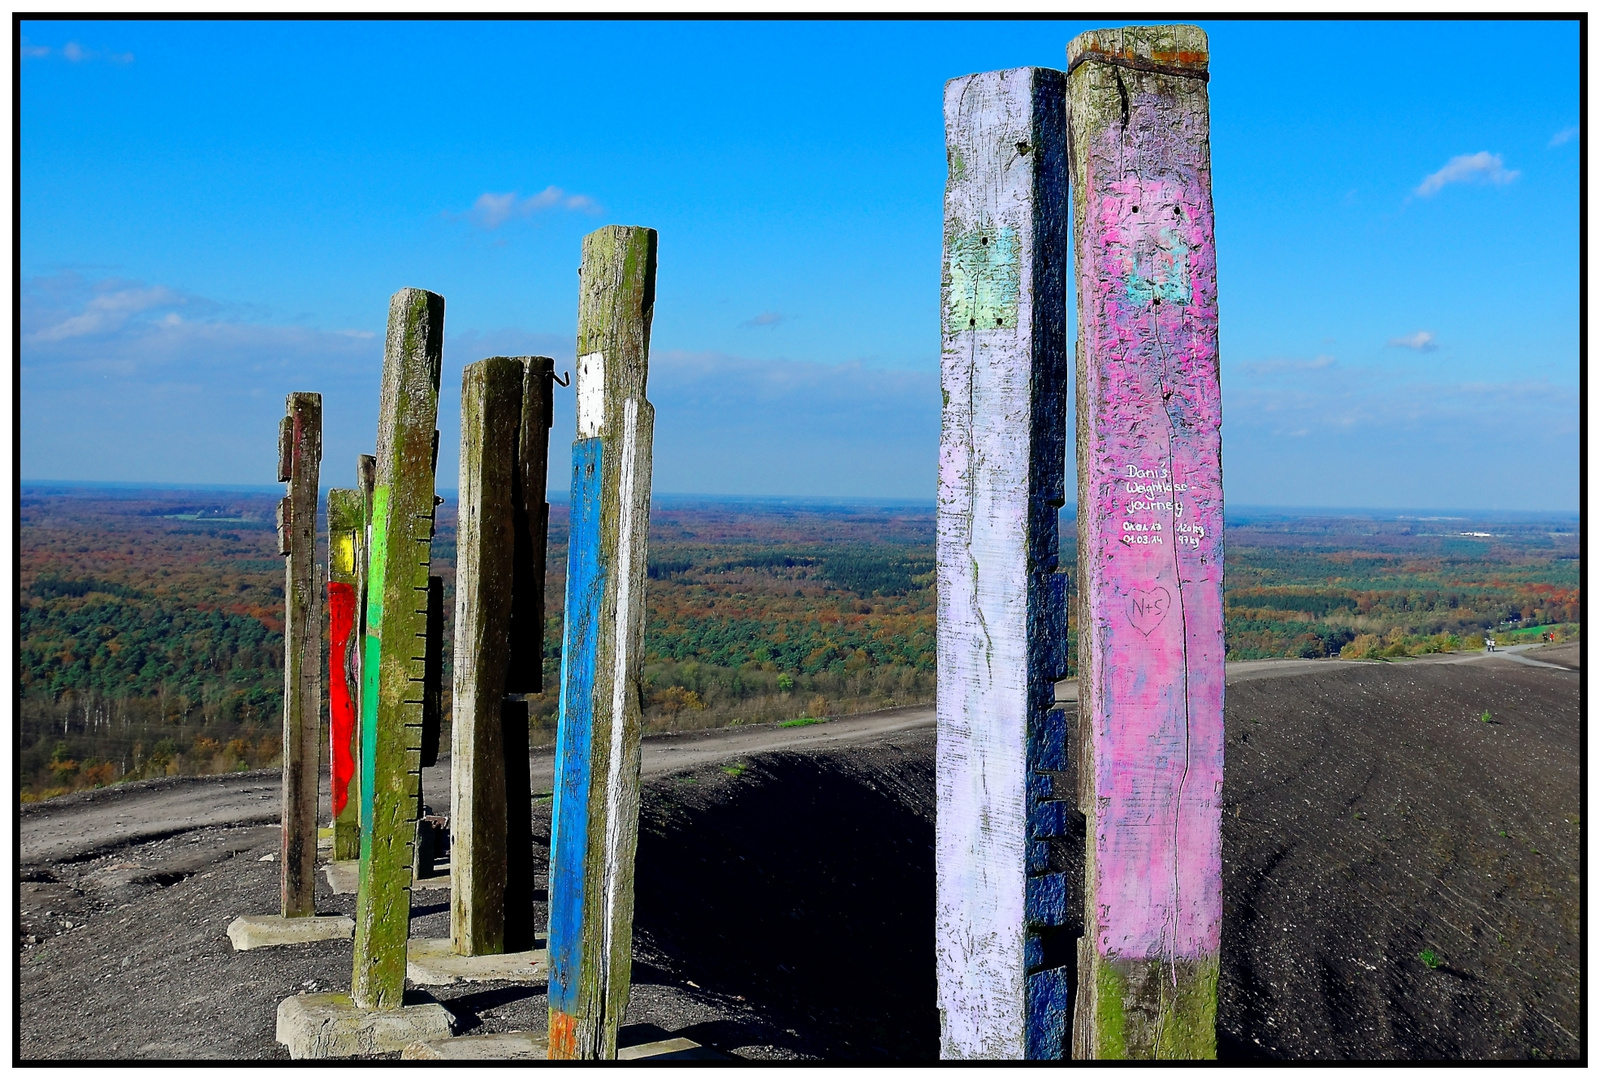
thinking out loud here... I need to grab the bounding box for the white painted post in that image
[936,67,1073,1059]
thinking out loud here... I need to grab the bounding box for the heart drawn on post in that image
[1127,586,1172,636]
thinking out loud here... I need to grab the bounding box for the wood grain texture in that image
[280,392,323,918]
[935,67,1071,1061]
[548,225,657,1060]
[356,453,376,753]
[327,487,364,862]
[450,356,524,956]
[1067,24,1222,1060]
[508,357,555,695]
[422,575,444,773]
[352,287,444,1011]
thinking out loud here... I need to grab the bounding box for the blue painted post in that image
[547,226,658,1060]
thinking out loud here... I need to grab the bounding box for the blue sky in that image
[21,19,1579,509]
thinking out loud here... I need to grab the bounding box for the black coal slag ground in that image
[17,658,1579,1061]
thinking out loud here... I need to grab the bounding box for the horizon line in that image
[17,480,1580,518]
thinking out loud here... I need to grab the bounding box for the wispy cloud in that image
[741,311,784,329]
[1237,354,1337,376]
[460,186,601,229]
[1549,126,1578,148]
[1414,152,1518,197]
[22,38,133,63]
[22,273,384,483]
[26,280,199,343]
[1388,331,1438,352]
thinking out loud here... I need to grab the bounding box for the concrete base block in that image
[276,991,455,1059]
[619,1036,723,1060]
[322,860,449,895]
[403,1030,547,1060]
[406,937,547,985]
[227,914,354,951]
[323,861,357,894]
[401,1031,716,1061]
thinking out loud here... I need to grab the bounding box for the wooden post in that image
[508,357,555,694]
[935,69,1071,1060]
[423,574,444,772]
[450,356,525,956]
[356,454,376,744]
[351,288,445,1011]
[1067,25,1223,1060]
[279,392,324,919]
[327,488,365,862]
[547,226,657,1060]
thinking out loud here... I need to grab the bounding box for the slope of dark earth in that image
[17,658,1578,1060]
[1218,657,1580,1060]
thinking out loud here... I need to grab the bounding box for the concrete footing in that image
[227,914,354,951]
[276,991,455,1059]
[323,860,450,895]
[401,1031,716,1060]
[406,937,547,985]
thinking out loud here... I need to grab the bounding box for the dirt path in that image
[19,655,1411,866]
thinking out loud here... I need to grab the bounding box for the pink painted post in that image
[1067,25,1223,1058]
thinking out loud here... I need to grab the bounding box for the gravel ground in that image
[17,654,1579,1061]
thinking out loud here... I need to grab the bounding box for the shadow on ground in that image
[631,659,1580,1062]
[631,732,939,1060]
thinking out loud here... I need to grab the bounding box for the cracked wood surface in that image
[279,392,322,918]
[1068,24,1223,1060]
[548,225,658,1060]
[935,67,1071,1060]
[326,487,364,863]
[450,357,523,957]
[351,287,443,1011]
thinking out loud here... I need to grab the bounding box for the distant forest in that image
[18,487,1579,800]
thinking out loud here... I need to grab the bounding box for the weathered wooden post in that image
[450,356,522,955]
[446,355,553,962]
[504,356,553,951]
[1067,25,1224,1060]
[278,392,324,918]
[327,487,365,862]
[274,295,455,1058]
[351,287,446,1011]
[356,453,376,739]
[547,226,657,1060]
[935,68,1072,1059]
[227,398,354,954]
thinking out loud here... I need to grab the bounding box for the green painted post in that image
[547,226,657,1060]
[278,392,322,918]
[351,288,445,1011]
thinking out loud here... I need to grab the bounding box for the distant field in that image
[18,486,1580,800]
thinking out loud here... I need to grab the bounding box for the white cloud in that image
[21,39,133,64]
[1388,331,1438,352]
[463,186,602,229]
[1414,152,1519,197]
[26,282,189,342]
[22,274,384,484]
[742,311,784,328]
[1549,126,1578,147]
